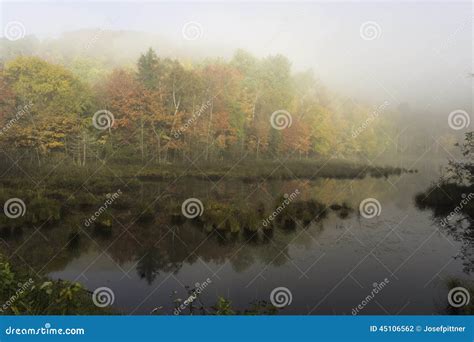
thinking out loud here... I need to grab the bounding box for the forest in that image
[0,47,399,168]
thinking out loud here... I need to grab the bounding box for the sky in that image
[1,0,472,115]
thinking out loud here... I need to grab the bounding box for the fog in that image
[1,1,472,115]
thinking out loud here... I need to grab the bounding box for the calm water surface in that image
[7,162,470,314]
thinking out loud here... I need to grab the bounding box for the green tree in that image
[137,48,160,90]
[2,56,91,164]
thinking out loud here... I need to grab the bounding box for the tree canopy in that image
[0,48,396,165]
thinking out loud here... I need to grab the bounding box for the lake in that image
[2,161,469,315]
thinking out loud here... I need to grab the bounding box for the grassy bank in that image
[1,159,415,185]
[0,159,411,233]
[0,254,277,315]
[0,255,109,315]
[131,160,413,181]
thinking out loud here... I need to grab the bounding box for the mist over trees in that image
[0,30,463,166]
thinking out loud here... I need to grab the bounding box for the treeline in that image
[0,48,394,165]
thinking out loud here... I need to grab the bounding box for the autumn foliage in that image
[0,49,392,165]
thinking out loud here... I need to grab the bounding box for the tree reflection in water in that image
[416,132,474,273]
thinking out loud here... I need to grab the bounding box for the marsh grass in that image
[415,182,474,217]
[0,159,410,185]
[0,255,111,315]
[134,160,410,182]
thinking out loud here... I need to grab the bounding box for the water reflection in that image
[0,173,469,314]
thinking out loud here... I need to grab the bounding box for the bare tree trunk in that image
[82,132,87,166]
[256,137,260,160]
[157,135,161,164]
[151,125,162,164]
[36,148,41,167]
[140,118,145,162]
[205,99,214,162]
[251,92,259,121]
[164,83,181,163]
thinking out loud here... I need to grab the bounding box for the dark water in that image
[5,162,471,315]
